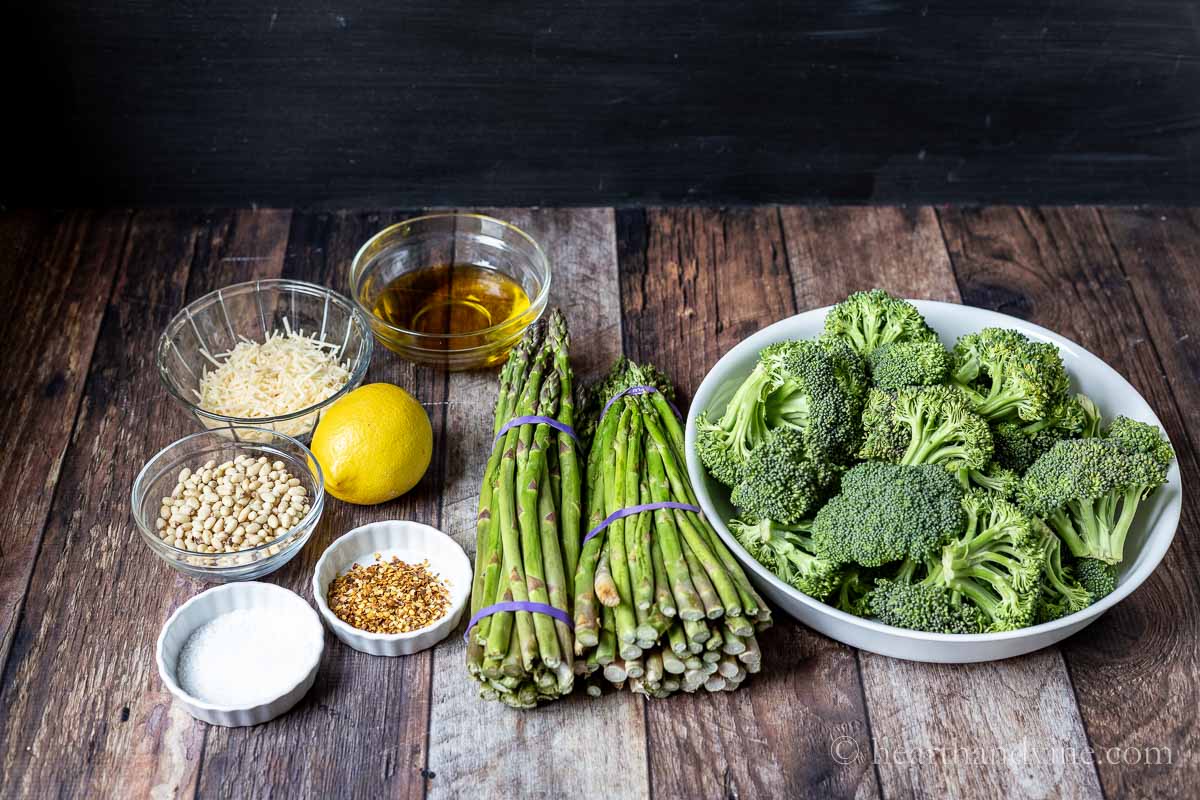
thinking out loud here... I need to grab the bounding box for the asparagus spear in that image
[517,370,563,668]
[549,311,582,597]
[605,403,638,645]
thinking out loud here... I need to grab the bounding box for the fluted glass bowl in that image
[156,279,373,442]
[349,214,550,370]
[131,427,326,581]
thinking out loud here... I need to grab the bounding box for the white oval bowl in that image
[686,299,1183,663]
[312,520,471,656]
[156,582,324,726]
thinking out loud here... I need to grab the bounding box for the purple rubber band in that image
[492,415,579,451]
[582,501,704,546]
[463,601,574,642]
[599,385,683,423]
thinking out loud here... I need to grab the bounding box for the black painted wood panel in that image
[9,1,1200,206]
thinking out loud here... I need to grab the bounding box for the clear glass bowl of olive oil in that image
[350,214,550,369]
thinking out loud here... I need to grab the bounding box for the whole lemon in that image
[310,383,432,505]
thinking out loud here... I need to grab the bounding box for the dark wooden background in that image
[8,2,1200,207]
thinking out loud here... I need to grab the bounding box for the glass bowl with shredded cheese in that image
[157,280,373,442]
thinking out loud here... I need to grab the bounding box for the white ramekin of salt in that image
[157,582,324,726]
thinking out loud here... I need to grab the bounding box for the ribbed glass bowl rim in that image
[348,213,552,343]
[155,279,373,426]
[131,426,326,565]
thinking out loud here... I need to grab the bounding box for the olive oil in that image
[371,263,531,355]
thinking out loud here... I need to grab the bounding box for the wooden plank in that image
[192,210,447,800]
[617,208,878,800]
[0,210,292,798]
[0,210,130,673]
[779,206,1102,799]
[425,208,649,799]
[961,206,1200,800]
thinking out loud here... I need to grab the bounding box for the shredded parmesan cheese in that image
[196,319,351,437]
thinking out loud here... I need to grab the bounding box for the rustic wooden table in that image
[0,208,1196,799]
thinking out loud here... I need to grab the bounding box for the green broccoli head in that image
[1019,437,1169,565]
[727,516,841,600]
[697,338,861,486]
[759,339,860,464]
[867,339,954,389]
[818,335,870,417]
[812,462,966,567]
[870,492,1042,633]
[870,575,986,634]
[951,328,1065,423]
[1074,558,1117,600]
[1105,416,1175,468]
[992,421,1064,474]
[730,428,836,524]
[1033,519,1094,624]
[694,360,774,486]
[858,385,994,471]
[935,491,1042,631]
[822,290,937,358]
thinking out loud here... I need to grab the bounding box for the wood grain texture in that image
[0,210,291,799]
[617,207,878,800]
[12,3,1200,207]
[191,209,448,800]
[0,210,129,672]
[938,206,1200,799]
[425,208,649,800]
[779,206,1102,799]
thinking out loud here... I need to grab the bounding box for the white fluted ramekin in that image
[156,582,324,726]
[312,521,471,657]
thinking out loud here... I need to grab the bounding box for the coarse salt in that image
[176,608,320,707]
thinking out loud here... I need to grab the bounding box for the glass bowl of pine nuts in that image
[132,427,326,581]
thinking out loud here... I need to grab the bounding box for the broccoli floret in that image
[951,328,1065,423]
[1019,437,1170,565]
[961,461,1021,499]
[819,335,870,418]
[859,386,994,471]
[730,429,834,524]
[870,492,1042,633]
[831,567,875,616]
[1074,558,1117,600]
[759,340,860,464]
[822,290,937,358]
[812,462,966,567]
[695,360,774,486]
[867,339,953,389]
[871,574,986,634]
[697,338,859,485]
[1033,520,1094,623]
[992,421,1064,474]
[1105,416,1175,468]
[727,517,841,600]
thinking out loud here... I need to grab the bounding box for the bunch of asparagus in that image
[466,311,581,708]
[573,360,770,697]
